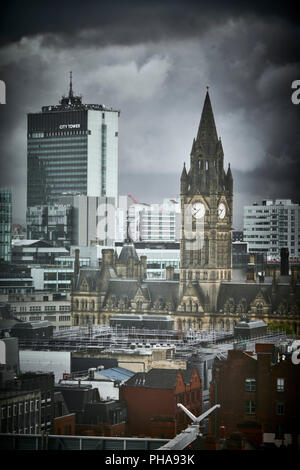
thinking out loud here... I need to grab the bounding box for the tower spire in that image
[69,71,73,98]
[196,87,218,154]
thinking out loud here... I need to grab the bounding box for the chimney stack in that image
[74,249,80,276]
[280,247,289,276]
[166,266,175,280]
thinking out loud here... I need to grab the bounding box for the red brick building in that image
[209,344,300,448]
[53,413,76,435]
[119,367,202,439]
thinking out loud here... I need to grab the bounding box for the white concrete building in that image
[243,199,300,260]
[117,198,181,243]
[7,291,72,331]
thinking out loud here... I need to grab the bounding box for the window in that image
[245,378,256,392]
[276,402,285,415]
[245,400,256,415]
[277,378,285,392]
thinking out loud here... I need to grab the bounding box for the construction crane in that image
[158,404,220,450]
[128,194,139,204]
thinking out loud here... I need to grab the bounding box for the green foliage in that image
[268,321,293,334]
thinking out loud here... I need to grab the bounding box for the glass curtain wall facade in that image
[27,110,88,206]
[27,79,119,208]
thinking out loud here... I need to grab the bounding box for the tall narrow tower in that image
[179,89,233,311]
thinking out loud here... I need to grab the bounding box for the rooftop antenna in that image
[69,71,74,98]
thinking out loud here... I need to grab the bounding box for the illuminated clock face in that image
[191,202,206,219]
[218,202,226,219]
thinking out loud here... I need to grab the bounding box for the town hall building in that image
[71,91,300,335]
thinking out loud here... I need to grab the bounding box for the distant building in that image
[30,265,74,292]
[27,73,119,207]
[0,263,34,297]
[243,199,300,260]
[71,194,117,247]
[70,344,186,374]
[209,344,300,448]
[120,367,202,439]
[7,291,71,332]
[123,198,181,243]
[26,204,73,248]
[11,239,69,265]
[0,188,12,263]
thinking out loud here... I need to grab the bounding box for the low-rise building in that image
[7,291,71,331]
[71,345,187,374]
[209,343,300,448]
[0,263,34,297]
[120,367,202,439]
[59,366,134,401]
[0,389,41,435]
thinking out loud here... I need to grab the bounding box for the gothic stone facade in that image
[71,92,300,334]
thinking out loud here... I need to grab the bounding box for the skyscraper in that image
[27,73,119,207]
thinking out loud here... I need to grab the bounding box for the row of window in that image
[12,305,70,312]
[246,400,285,415]
[1,400,40,418]
[245,377,285,392]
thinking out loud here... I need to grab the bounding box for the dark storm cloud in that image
[0,1,299,227]
[1,0,298,47]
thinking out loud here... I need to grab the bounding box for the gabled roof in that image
[217,281,300,310]
[106,279,180,306]
[73,268,102,291]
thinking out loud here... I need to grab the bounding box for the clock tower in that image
[179,89,233,312]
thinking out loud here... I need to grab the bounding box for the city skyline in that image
[0,1,299,230]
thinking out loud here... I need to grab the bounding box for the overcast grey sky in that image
[0,1,299,228]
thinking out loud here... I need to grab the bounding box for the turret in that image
[180,162,188,195]
[226,163,233,193]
